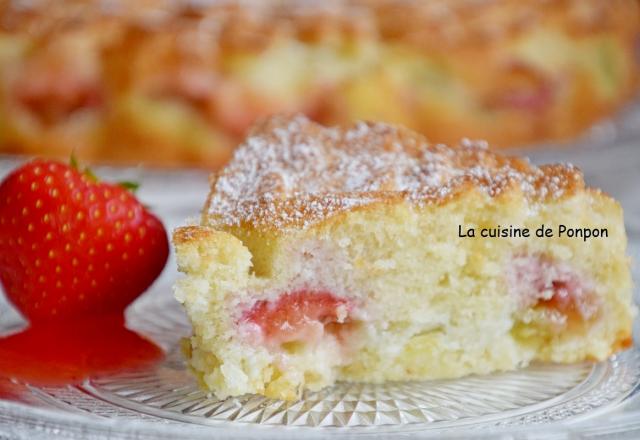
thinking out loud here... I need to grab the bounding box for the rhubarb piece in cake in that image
[173,115,634,401]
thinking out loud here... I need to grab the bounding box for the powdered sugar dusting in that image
[205,115,584,229]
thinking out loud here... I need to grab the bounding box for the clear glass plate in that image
[2,100,640,438]
[66,292,640,430]
[2,278,640,439]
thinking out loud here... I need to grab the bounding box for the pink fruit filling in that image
[491,85,553,111]
[240,291,355,348]
[506,254,600,322]
[484,62,556,112]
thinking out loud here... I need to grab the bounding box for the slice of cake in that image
[173,115,635,401]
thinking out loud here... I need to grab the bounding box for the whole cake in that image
[173,115,635,401]
[1,0,639,166]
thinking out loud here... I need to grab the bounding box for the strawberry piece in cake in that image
[240,291,354,348]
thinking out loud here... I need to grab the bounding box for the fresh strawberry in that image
[0,159,169,321]
[242,291,352,346]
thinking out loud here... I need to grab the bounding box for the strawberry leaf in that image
[69,152,80,170]
[83,167,99,183]
[119,181,140,193]
[70,153,140,194]
[69,152,98,182]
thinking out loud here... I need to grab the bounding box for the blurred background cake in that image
[0,0,638,167]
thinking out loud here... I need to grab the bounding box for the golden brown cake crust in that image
[203,115,587,230]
